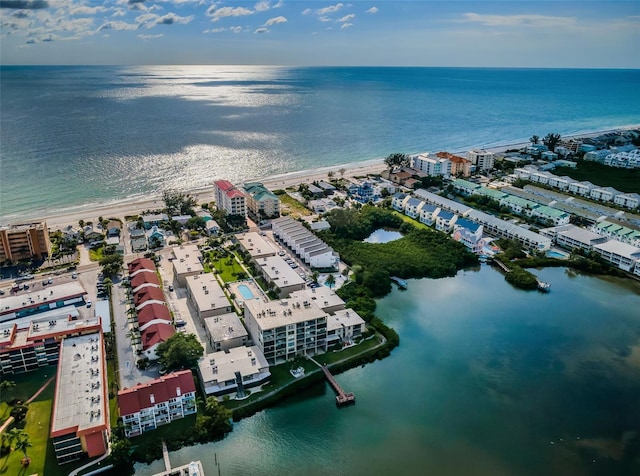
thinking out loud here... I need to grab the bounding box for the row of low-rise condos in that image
[452,179,571,226]
[0,281,87,322]
[541,224,640,276]
[51,331,110,464]
[0,221,51,264]
[118,370,197,438]
[271,217,340,269]
[127,258,175,360]
[213,180,248,217]
[513,166,640,210]
[411,189,552,251]
[242,182,281,219]
[584,146,640,168]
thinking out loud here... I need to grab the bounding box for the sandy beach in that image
[15,124,640,231]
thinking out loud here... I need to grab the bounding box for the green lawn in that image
[390,210,432,231]
[0,378,54,476]
[0,367,54,404]
[106,359,120,429]
[555,162,640,194]
[89,245,105,262]
[207,256,241,283]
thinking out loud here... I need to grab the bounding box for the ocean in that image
[1,66,639,221]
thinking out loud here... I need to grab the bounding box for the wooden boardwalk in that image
[308,356,355,406]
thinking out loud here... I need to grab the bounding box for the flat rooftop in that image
[237,232,276,258]
[291,288,345,312]
[258,256,305,288]
[244,297,328,330]
[204,312,248,344]
[328,309,366,332]
[51,332,107,437]
[199,346,269,385]
[0,282,87,319]
[185,274,231,313]
[172,245,204,276]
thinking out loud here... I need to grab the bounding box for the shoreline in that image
[4,123,639,229]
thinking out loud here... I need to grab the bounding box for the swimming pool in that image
[546,250,569,259]
[237,284,257,300]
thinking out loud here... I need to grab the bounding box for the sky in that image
[0,1,638,67]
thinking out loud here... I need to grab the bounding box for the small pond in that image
[364,228,403,244]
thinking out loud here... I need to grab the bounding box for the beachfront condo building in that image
[437,152,472,177]
[0,221,51,263]
[213,180,247,217]
[243,297,328,365]
[467,149,495,172]
[410,153,452,177]
[242,182,281,219]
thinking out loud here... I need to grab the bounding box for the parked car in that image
[175,319,186,328]
[278,251,286,256]
[0,289,5,295]
[168,285,174,292]
[86,300,92,308]
[71,272,78,279]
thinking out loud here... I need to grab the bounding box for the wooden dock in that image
[153,440,206,476]
[308,356,355,406]
[390,276,407,289]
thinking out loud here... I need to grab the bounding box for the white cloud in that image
[97,20,137,31]
[459,13,576,28]
[254,27,268,34]
[210,6,254,22]
[112,8,126,17]
[301,8,312,15]
[317,3,343,16]
[336,14,354,23]
[264,15,286,26]
[318,16,331,22]
[230,25,242,33]
[152,12,193,27]
[340,22,352,29]
[137,33,163,39]
[254,0,270,12]
[273,0,284,8]
[365,6,378,14]
[70,5,107,16]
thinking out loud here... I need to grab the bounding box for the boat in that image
[189,461,201,476]
[537,280,551,292]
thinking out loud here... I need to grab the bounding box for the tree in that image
[99,253,123,278]
[185,216,206,232]
[339,167,346,179]
[156,333,204,370]
[312,271,320,284]
[543,133,561,152]
[14,432,31,465]
[325,274,336,289]
[109,432,132,469]
[529,135,539,144]
[102,277,113,297]
[384,153,409,171]
[327,171,334,179]
[0,380,15,392]
[163,190,197,216]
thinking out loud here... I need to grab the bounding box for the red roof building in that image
[128,258,157,275]
[131,272,160,291]
[133,286,165,307]
[118,370,197,437]
[140,322,175,359]
[213,180,247,217]
[437,151,472,177]
[137,303,172,329]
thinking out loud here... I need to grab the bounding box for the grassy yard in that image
[555,162,640,194]
[89,245,105,262]
[106,359,120,429]
[129,413,197,449]
[278,193,312,218]
[0,377,55,476]
[390,210,432,231]
[206,255,242,283]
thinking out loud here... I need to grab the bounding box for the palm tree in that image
[13,431,31,467]
[312,271,319,284]
[325,274,336,289]
[102,277,113,297]
[339,167,346,179]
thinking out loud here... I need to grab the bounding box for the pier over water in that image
[308,356,356,406]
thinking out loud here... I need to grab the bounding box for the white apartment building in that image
[410,153,452,177]
[198,346,270,397]
[185,274,233,319]
[243,297,328,364]
[593,240,640,273]
[213,180,247,217]
[118,370,197,438]
[467,149,495,172]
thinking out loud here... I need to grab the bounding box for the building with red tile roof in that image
[437,151,472,177]
[118,370,197,437]
[133,286,166,308]
[131,272,160,292]
[213,180,247,217]
[140,322,175,359]
[127,257,157,275]
[137,303,172,330]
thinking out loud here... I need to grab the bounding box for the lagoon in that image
[364,228,404,244]
[134,265,640,476]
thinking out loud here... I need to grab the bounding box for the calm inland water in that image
[135,266,640,476]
